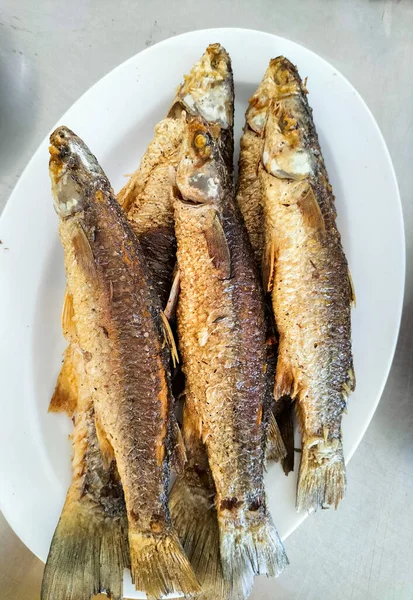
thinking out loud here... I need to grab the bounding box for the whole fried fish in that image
[173,116,288,598]
[257,57,355,512]
[169,44,238,600]
[47,127,199,598]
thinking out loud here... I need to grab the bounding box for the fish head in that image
[175,118,226,206]
[169,44,233,129]
[49,126,107,218]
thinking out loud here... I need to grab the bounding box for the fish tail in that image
[266,411,287,462]
[129,526,200,598]
[218,506,289,599]
[275,398,295,475]
[297,435,346,512]
[41,494,129,600]
[169,473,230,599]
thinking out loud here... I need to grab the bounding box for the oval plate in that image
[0,28,404,598]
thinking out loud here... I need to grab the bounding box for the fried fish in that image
[173,117,288,599]
[257,57,355,512]
[46,126,199,599]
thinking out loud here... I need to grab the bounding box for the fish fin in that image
[164,265,180,321]
[41,493,129,600]
[296,435,346,512]
[160,310,180,367]
[266,411,287,462]
[274,354,298,399]
[218,507,288,598]
[347,365,356,393]
[61,290,76,339]
[94,411,115,469]
[170,469,229,600]
[348,268,356,307]
[72,223,96,279]
[170,420,187,474]
[128,529,200,598]
[297,185,325,232]
[263,236,276,293]
[49,347,78,417]
[275,398,295,475]
[203,212,231,280]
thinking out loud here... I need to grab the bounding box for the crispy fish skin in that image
[259,57,355,512]
[174,118,288,597]
[49,127,199,598]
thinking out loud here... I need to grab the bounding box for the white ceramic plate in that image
[0,28,404,598]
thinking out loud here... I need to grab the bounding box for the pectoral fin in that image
[297,185,325,233]
[203,212,231,280]
[263,236,276,293]
[72,223,96,279]
[95,411,115,469]
[164,265,180,321]
[49,346,78,417]
[61,290,76,340]
[348,268,356,307]
[160,310,179,367]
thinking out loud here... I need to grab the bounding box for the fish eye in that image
[194,133,207,149]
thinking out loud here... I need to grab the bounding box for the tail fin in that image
[273,397,295,475]
[129,528,200,598]
[297,436,346,512]
[41,494,129,600]
[266,411,286,462]
[218,506,289,599]
[170,472,230,600]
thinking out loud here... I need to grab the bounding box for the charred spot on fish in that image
[101,326,109,338]
[220,497,242,511]
[150,513,164,532]
[248,498,262,512]
[58,145,70,159]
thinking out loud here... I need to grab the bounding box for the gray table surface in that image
[1,1,412,599]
